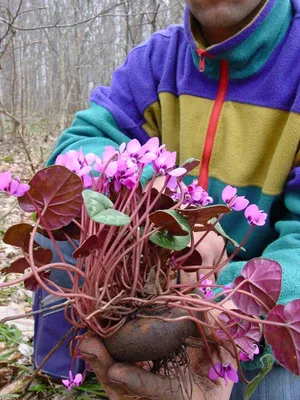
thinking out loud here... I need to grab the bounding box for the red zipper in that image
[198,60,229,190]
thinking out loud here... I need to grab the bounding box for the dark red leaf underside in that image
[18,166,83,230]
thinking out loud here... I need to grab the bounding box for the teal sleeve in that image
[217,191,300,306]
[47,102,154,187]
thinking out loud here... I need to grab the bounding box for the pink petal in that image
[9,177,20,195]
[127,139,141,155]
[245,204,259,218]
[166,175,178,190]
[85,153,96,165]
[168,167,187,177]
[239,351,250,362]
[14,183,30,197]
[78,166,92,177]
[208,363,223,380]
[105,161,118,177]
[74,373,83,385]
[83,174,93,188]
[102,146,116,162]
[0,171,12,191]
[145,137,159,152]
[55,155,64,165]
[222,185,237,203]
[256,213,268,226]
[139,152,157,164]
[119,142,126,153]
[231,196,249,211]
[226,366,239,383]
[62,379,70,388]
[165,151,177,169]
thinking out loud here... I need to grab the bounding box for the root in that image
[151,344,194,400]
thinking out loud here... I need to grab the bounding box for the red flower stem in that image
[71,218,83,231]
[25,191,68,267]
[197,226,255,285]
[100,171,157,267]
[97,227,161,304]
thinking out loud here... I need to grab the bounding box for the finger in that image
[108,363,184,400]
[79,334,115,384]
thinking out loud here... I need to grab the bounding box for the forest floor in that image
[0,123,106,399]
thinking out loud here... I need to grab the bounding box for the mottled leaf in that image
[94,209,130,226]
[82,190,114,221]
[150,231,190,251]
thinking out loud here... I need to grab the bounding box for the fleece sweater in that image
[48,0,300,367]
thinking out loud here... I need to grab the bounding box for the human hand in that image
[79,333,233,400]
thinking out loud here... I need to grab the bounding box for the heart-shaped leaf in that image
[139,188,174,218]
[24,271,51,291]
[73,235,101,258]
[1,247,53,274]
[172,247,202,272]
[150,231,190,251]
[179,158,200,173]
[82,190,114,221]
[33,247,53,266]
[244,355,274,400]
[217,311,251,341]
[39,220,81,241]
[3,223,33,250]
[265,300,300,375]
[18,166,83,230]
[232,258,282,316]
[94,209,130,226]
[179,205,231,225]
[149,210,190,236]
[235,321,261,354]
[1,258,30,275]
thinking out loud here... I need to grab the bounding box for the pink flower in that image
[171,180,213,207]
[222,185,249,211]
[62,370,83,391]
[56,148,95,187]
[94,146,118,178]
[208,362,239,386]
[199,274,213,299]
[245,204,267,226]
[153,149,177,175]
[0,171,30,197]
[124,138,160,167]
[239,344,259,362]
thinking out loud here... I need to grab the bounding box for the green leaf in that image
[244,355,274,400]
[149,210,191,236]
[210,218,245,250]
[93,209,130,226]
[82,190,114,221]
[150,231,190,251]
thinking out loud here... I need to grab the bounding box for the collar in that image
[184,0,293,80]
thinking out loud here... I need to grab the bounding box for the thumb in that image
[108,363,184,400]
[79,334,115,384]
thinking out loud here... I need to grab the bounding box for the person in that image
[38,0,300,398]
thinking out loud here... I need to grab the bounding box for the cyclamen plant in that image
[0,137,299,399]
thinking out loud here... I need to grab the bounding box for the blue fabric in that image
[33,235,85,379]
[230,366,300,400]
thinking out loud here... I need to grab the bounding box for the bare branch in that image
[0,2,125,31]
